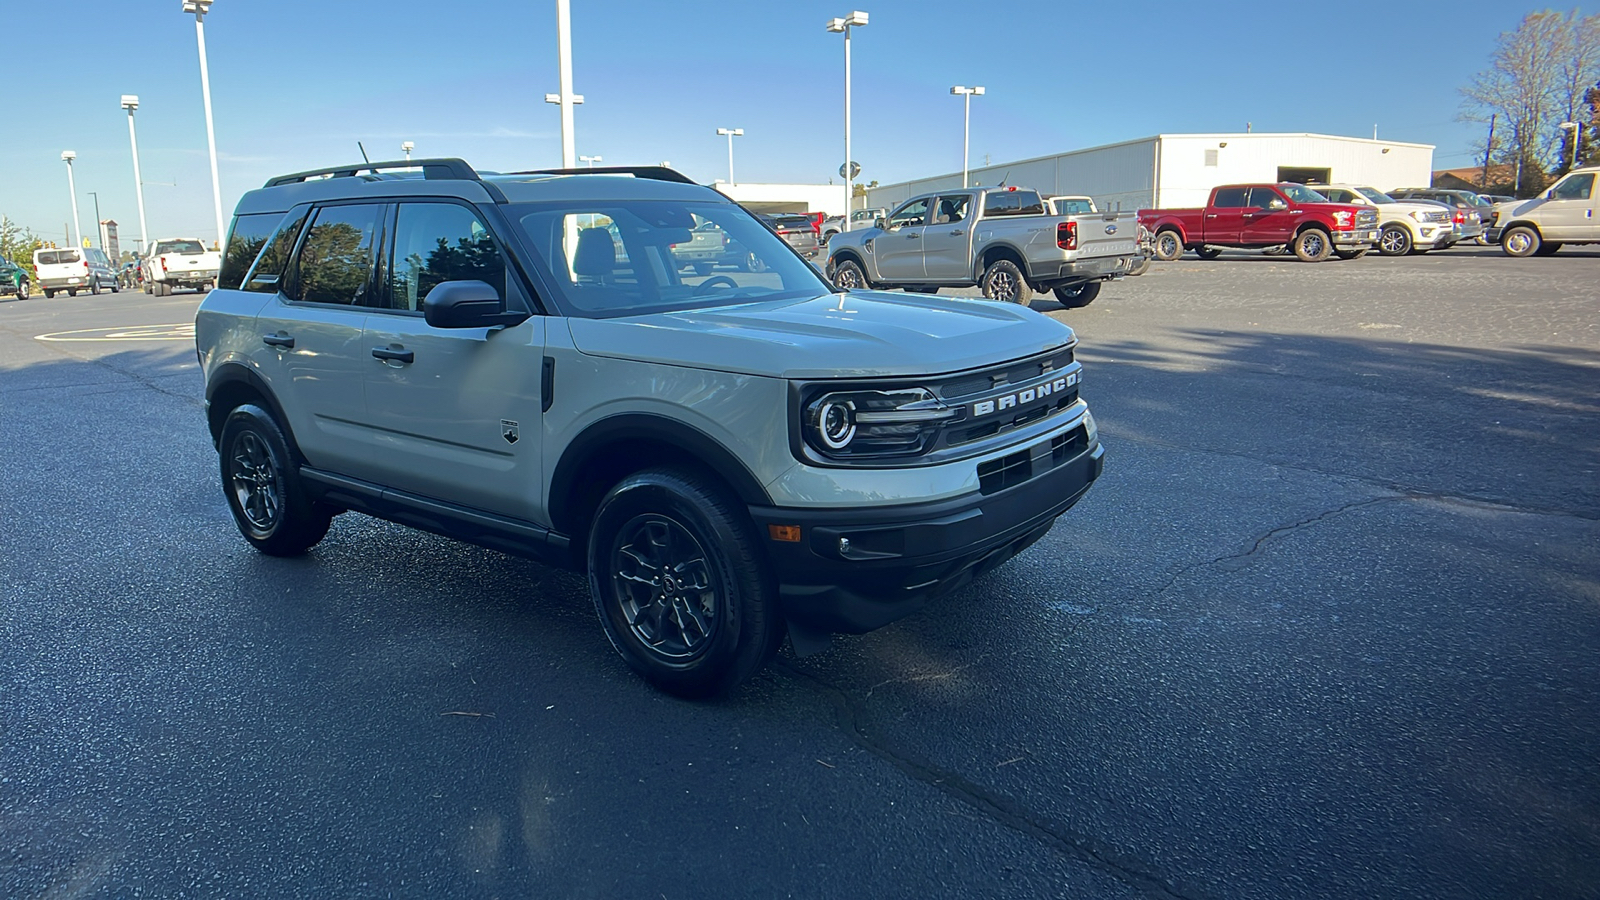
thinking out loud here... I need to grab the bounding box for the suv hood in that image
[568,290,1075,379]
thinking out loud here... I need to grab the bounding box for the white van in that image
[33,247,119,298]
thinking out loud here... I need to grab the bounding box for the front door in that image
[360,201,545,521]
[1241,186,1295,245]
[875,198,930,280]
[1538,172,1597,241]
[921,194,974,280]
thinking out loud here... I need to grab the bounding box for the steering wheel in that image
[693,275,740,294]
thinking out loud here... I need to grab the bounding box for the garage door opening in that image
[1278,166,1332,185]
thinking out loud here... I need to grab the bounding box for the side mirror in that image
[423,280,529,329]
[1543,190,1554,199]
[875,217,888,230]
[1268,199,1289,211]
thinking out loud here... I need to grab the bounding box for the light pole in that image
[1558,122,1581,172]
[61,151,82,249]
[121,95,149,260]
[579,154,602,168]
[715,128,743,185]
[183,0,226,247]
[401,140,414,161]
[88,191,103,252]
[826,11,868,229]
[950,85,984,188]
[543,0,583,168]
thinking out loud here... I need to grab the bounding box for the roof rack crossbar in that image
[264,157,481,188]
[507,165,697,186]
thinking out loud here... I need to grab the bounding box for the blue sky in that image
[1,0,1589,246]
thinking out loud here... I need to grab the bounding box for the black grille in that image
[950,391,1077,446]
[1051,424,1088,465]
[978,450,1032,495]
[937,347,1074,401]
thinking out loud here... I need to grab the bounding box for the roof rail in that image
[507,165,698,186]
[263,157,481,188]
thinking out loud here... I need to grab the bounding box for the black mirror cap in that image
[422,280,530,329]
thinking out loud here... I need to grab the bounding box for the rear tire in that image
[1152,230,1184,261]
[1334,248,1368,260]
[45,289,55,299]
[1195,246,1223,260]
[588,467,782,698]
[218,404,332,557]
[17,282,28,300]
[1378,225,1412,256]
[980,258,1032,304]
[68,288,78,297]
[692,262,714,276]
[1052,281,1101,308]
[1501,226,1541,258]
[1292,228,1332,262]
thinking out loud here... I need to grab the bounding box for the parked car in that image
[822,207,886,244]
[1384,189,1486,244]
[1313,184,1456,256]
[1048,195,1153,275]
[193,157,1104,697]
[1487,166,1599,256]
[758,213,821,259]
[33,246,118,298]
[1139,183,1379,262]
[827,186,1142,307]
[1,258,30,300]
[145,238,221,295]
[1479,193,1515,204]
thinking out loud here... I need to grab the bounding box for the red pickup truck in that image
[1139,183,1380,262]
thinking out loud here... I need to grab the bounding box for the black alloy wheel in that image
[219,405,333,556]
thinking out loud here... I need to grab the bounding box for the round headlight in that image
[816,399,856,449]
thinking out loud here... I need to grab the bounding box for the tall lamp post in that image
[544,0,583,168]
[401,141,414,161]
[183,0,226,248]
[121,95,149,259]
[825,11,868,230]
[715,128,743,185]
[61,151,82,249]
[1558,122,1581,172]
[579,154,602,168]
[949,85,985,188]
[88,191,103,251]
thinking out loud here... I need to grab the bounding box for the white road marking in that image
[35,323,196,342]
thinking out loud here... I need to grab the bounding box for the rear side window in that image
[242,210,309,293]
[385,203,506,312]
[219,213,283,290]
[1013,191,1045,215]
[291,204,383,305]
[1212,188,1248,208]
[983,192,1020,216]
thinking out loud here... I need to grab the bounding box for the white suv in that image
[195,159,1105,696]
[1314,185,1455,256]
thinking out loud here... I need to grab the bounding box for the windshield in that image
[155,240,206,255]
[1280,184,1330,203]
[1467,194,1493,207]
[1356,187,1395,204]
[510,199,830,318]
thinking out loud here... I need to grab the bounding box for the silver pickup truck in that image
[826,187,1142,307]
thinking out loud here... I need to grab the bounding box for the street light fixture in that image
[182,0,226,248]
[401,140,414,161]
[825,10,867,230]
[950,85,985,188]
[579,154,602,168]
[1558,122,1581,171]
[715,128,743,185]
[121,95,149,260]
[544,0,584,168]
[61,151,82,250]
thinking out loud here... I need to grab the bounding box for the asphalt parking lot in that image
[3,247,1597,899]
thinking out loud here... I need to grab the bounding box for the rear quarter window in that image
[219,213,285,290]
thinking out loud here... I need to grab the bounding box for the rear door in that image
[1205,187,1250,243]
[875,198,930,280]
[1241,186,1294,244]
[921,194,974,280]
[359,201,546,519]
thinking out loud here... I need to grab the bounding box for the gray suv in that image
[195,159,1104,696]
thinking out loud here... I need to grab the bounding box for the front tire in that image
[1292,228,1332,262]
[1378,225,1412,256]
[1501,226,1541,257]
[1052,281,1101,308]
[1533,242,1562,257]
[218,405,332,557]
[588,468,782,698]
[831,259,867,291]
[980,258,1032,304]
[1195,246,1223,260]
[1152,230,1184,261]
[17,282,28,300]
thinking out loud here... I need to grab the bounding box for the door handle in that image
[372,346,414,364]
[906,233,921,239]
[1205,214,1218,218]
[949,229,965,236]
[261,333,294,349]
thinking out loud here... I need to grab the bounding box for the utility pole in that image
[1481,114,1496,190]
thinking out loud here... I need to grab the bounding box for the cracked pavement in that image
[3,246,1598,899]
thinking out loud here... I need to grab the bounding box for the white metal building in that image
[865,132,1434,213]
[714,182,848,215]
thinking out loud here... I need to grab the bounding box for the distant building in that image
[1431,165,1514,191]
[713,182,848,215]
[866,132,1435,213]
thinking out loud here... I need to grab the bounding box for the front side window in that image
[1246,187,1286,209]
[512,198,829,318]
[1278,184,1329,204]
[1550,173,1595,201]
[887,198,930,228]
[292,204,382,305]
[219,213,283,290]
[386,203,506,312]
[932,196,970,224]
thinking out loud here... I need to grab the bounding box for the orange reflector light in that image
[768,524,802,543]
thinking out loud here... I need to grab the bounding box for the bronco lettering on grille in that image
[972,372,1079,417]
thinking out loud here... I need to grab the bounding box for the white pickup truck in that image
[826,187,1141,307]
[145,238,221,296]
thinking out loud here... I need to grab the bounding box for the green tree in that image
[0,216,44,270]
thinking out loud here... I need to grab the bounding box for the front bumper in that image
[1332,228,1379,248]
[749,436,1105,635]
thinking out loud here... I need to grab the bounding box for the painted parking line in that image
[35,323,197,342]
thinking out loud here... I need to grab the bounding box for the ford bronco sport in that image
[195,159,1104,696]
